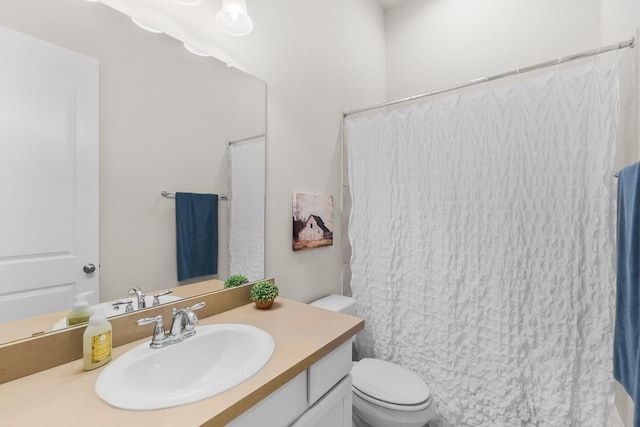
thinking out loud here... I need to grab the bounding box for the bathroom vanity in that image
[0,297,363,426]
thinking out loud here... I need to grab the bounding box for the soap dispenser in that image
[66,291,94,326]
[83,309,112,371]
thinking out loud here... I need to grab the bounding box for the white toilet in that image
[310,295,437,427]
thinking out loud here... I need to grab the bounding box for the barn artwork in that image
[292,192,333,251]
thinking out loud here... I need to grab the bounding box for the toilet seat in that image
[353,386,433,411]
[351,358,432,412]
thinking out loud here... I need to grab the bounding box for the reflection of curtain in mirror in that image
[229,136,265,281]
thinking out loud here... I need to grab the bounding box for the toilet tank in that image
[310,294,356,316]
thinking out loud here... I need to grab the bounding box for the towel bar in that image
[161,191,227,200]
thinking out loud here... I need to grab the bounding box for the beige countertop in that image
[0,297,363,426]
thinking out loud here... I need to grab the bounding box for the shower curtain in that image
[229,136,265,281]
[345,62,619,426]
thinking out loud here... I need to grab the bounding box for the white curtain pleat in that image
[229,137,265,281]
[346,62,618,426]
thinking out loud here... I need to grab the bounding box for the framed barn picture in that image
[292,192,333,251]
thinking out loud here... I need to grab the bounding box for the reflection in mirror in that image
[0,0,265,344]
[229,136,266,280]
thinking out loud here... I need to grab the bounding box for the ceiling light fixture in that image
[216,0,253,36]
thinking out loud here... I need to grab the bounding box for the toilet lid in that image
[351,358,431,406]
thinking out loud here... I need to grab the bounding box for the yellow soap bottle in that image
[66,291,94,327]
[83,309,112,371]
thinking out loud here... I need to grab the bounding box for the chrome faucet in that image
[127,287,174,311]
[137,302,206,349]
[128,286,146,309]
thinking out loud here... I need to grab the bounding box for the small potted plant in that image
[250,280,279,309]
[225,274,249,288]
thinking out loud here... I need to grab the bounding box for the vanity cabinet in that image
[0,298,364,427]
[230,340,353,427]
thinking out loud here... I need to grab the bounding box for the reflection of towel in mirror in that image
[175,192,218,281]
[614,162,640,427]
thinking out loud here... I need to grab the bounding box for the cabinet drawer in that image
[308,340,352,405]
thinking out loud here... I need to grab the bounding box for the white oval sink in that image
[51,295,183,331]
[95,323,275,410]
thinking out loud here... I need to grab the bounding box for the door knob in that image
[83,263,96,274]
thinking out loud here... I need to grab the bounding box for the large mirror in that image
[0,0,266,343]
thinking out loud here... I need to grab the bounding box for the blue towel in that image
[614,162,640,426]
[175,192,218,281]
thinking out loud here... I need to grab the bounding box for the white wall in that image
[245,1,386,302]
[385,0,601,100]
[601,0,640,46]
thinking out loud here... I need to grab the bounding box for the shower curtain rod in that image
[343,38,635,117]
[228,133,265,146]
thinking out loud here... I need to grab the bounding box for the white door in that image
[0,26,99,323]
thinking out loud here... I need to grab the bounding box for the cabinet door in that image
[291,374,352,427]
[229,371,308,427]
[308,340,352,404]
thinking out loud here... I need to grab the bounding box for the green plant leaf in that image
[250,280,279,302]
[225,274,249,288]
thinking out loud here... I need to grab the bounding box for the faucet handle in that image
[112,299,134,313]
[152,289,173,306]
[189,302,206,311]
[137,315,168,349]
[137,315,162,326]
[171,301,206,317]
[186,302,206,323]
[185,302,206,333]
[170,302,207,339]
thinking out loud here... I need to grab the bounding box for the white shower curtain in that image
[229,136,265,281]
[346,62,618,426]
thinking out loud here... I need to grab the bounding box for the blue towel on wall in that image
[614,162,640,426]
[175,192,218,282]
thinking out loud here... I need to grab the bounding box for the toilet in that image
[310,295,437,427]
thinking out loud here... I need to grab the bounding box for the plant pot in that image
[254,299,274,309]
